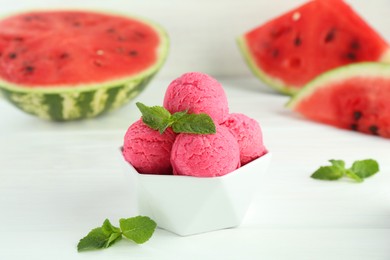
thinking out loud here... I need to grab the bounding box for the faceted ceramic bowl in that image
[123,153,271,236]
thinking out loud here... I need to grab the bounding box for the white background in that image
[1,1,390,259]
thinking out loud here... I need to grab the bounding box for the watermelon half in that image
[287,62,390,138]
[238,0,390,95]
[0,10,169,121]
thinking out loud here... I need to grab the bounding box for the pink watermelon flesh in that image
[0,11,162,87]
[243,0,389,91]
[291,74,390,138]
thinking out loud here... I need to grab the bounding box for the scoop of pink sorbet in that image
[123,119,176,175]
[223,113,267,165]
[171,125,240,177]
[163,72,229,124]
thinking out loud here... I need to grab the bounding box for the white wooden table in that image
[1,77,389,260]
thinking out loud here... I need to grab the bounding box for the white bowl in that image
[123,153,271,236]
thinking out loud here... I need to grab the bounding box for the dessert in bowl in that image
[122,72,271,236]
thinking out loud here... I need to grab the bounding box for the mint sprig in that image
[311,159,379,182]
[136,102,216,134]
[77,216,157,252]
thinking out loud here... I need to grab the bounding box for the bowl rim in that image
[123,152,271,181]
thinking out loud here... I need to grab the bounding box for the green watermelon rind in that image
[0,11,169,121]
[286,62,390,110]
[237,36,298,96]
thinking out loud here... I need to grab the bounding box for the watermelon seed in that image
[324,29,336,43]
[353,111,362,120]
[24,65,34,73]
[73,22,81,27]
[8,52,17,59]
[106,28,116,33]
[59,53,69,59]
[369,125,379,135]
[350,41,360,50]
[346,52,357,61]
[294,37,301,46]
[13,37,23,42]
[94,60,103,67]
[351,124,358,131]
[129,50,138,57]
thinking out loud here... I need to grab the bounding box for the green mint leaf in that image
[350,159,379,179]
[311,166,343,180]
[78,227,112,251]
[120,216,157,244]
[106,232,122,248]
[136,102,172,133]
[171,113,216,134]
[102,219,121,235]
[345,169,363,183]
[329,159,345,169]
[136,102,216,134]
[171,110,188,121]
[77,219,121,252]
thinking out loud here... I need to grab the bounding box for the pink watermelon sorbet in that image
[171,125,240,177]
[163,72,229,124]
[223,113,267,165]
[123,119,176,175]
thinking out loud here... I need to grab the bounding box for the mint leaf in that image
[120,216,157,244]
[329,159,345,169]
[345,169,363,183]
[172,113,216,134]
[311,166,343,180]
[136,102,172,133]
[77,227,113,251]
[77,216,157,252]
[350,159,379,179]
[136,102,216,135]
[78,219,121,252]
[311,159,380,183]
[102,219,121,235]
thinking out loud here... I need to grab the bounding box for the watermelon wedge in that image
[287,62,390,138]
[238,0,390,95]
[0,10,169,121]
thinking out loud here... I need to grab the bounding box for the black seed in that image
[272,49,279,58]
[59,53,69,59]
[350,41,360,50]
[353,111,362,120]
[8,52,17,59]
[94,60,103,67]
[294,37,302,46]
[128,50,138,56]
[351,123,358,131]
[346,52,357,61]
[24,66,34,73]
[369,125,379,135]
[324,29,336,43]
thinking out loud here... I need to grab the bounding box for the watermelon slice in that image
[0,10,169,120]
[238,0,390,95]
[287,62,390,138]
